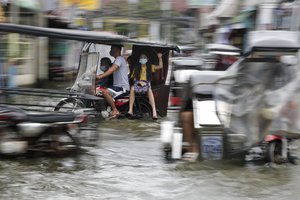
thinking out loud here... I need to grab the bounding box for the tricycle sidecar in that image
[0,23,179,119]
[161,30,300,163]
[161,70,248,161]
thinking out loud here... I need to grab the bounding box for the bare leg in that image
[181,111,198,153]
[128,86,135,114]
[102,89,119,116]
[147,88,157,118]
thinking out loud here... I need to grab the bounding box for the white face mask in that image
[139,58,147,64]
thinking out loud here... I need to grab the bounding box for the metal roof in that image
[0,23,179,51]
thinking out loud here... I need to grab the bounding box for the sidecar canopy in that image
[206,43,241,56]
[0,23,179,51]
[247,30,300,54]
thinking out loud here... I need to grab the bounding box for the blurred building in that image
[0,0,101,86]
[192,0,297,51]
[0,0,46,86]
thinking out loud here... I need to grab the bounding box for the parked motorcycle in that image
[0,104,91,157]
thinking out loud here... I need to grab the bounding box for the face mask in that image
[100,66,108,72]
[139,58,147,64]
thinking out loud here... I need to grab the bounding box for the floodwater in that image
[1,84,300,200]
[1,112,300,200]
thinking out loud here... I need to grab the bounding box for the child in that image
[97,57,113,88]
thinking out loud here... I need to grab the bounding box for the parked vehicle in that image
[0,104,92,157]
[161,30,300,164]
[0,23,178,119]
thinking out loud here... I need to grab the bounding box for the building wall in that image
[172,0,188,12]
[256,0,280,30]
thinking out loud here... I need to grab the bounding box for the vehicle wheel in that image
[118,103,130,118]
[288,154,298,165]
[32,130,79,156]
[100,104,112,119]
[54,98,85,112]
[163,143,172,162]
[135,100,152,119]
[266,140,283,164]
[0,128,25,156]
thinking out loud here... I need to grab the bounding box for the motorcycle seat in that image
[26,112,76,123]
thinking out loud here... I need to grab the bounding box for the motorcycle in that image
[0,104,92,157]
[245,134,298,164]
[95,86,152,119]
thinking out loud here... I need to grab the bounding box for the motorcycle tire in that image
[135,100,152,119]
[266,140,283,164]
[32,130,79,156]
[54,98,86,112]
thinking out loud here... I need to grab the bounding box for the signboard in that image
[62,0,100,11]
[16,0,39,10]
[187,0,218,7]
[0,6,5,22]
[201,135,223,160]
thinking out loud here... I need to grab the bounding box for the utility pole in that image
[160,0,171,42]
[36,0,48,85]
[128,0,138,38]
[0,1,7,87]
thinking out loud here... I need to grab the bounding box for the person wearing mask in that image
[97,45,129,119]
[126,52,163,120]
[96,57,113,88]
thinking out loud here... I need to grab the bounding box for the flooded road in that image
[1,112,300,200]
[1,82,300,200]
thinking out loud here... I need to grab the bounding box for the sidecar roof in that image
[0,23,179,51]
[0,23,127,45]
[247,30,300,53]
[172,57,204,67]
[206,43,241,56]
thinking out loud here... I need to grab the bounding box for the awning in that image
[227,9,256,29]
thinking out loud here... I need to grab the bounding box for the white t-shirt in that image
[113,56,129,91]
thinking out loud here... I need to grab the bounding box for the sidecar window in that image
[237,57,296,90]
[71,52,99,93]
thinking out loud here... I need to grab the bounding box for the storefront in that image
[0,1,41,86]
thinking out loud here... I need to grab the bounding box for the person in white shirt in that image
[97,45,129,119]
